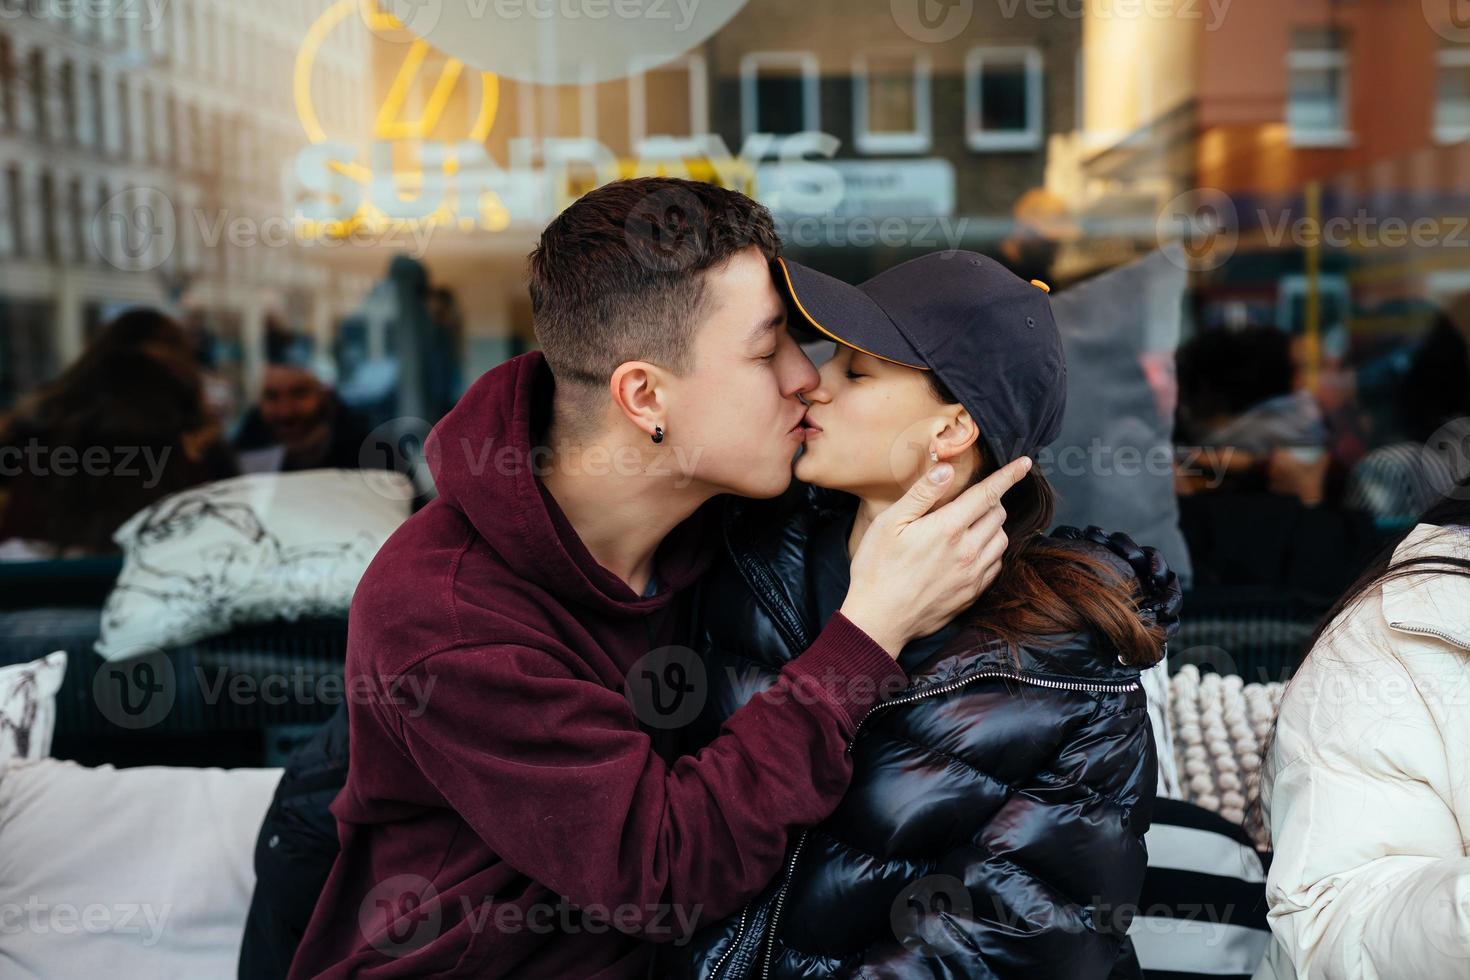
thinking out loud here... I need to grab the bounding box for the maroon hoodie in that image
[288,352,907,979]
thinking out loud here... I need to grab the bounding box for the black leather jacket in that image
[663,486,1183,979]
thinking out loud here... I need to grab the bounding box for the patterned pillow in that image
[0,652,66,767]
[95,469,413,661]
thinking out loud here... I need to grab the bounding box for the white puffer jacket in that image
[1255,522,1470,980]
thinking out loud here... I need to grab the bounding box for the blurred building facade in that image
[0,0,376,411]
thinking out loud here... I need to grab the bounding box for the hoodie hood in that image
[423,351,715,618]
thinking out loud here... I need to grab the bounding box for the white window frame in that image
[740,51,820,141]
[1286,34,1352,148]
[1434,47,1470,145]
[628,53,710,157]
[853,48,931,155]
[965,46,1044,152]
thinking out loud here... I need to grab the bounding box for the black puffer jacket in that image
[663,487,1182,979]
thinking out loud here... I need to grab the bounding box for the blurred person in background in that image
[0,312,232,560]
[1344,308,1470,531]
[1255,490,1470,980]
[987,187,1082,288]
[1173,323,1376,596]
[425,286,465,422]
[1175,324,1330,502]
[231,331,382,475]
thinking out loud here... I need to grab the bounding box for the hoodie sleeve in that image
[1261,623,1470,979]
[387,611,906,939]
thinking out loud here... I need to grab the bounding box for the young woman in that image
[0,310,228,559]
[664,251,1182,978]
[1256,492,1470,980]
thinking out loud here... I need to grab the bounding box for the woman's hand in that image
[841,457,1030,658]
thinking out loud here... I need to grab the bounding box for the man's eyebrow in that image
[746,309,786,344]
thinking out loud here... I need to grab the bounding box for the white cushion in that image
[0,760,282,980]
[97,469,412,660]
[0,653,66,769]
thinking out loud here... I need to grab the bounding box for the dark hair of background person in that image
[1396,310,1470,444]
[926,373,1168,669]
[0,343,219,555]
[1175,324,1296,440]
[526,177,781,435]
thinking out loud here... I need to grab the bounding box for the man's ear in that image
[608,361,668,440]
[933,407,981,461]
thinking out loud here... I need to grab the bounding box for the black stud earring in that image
[651,425,664,445]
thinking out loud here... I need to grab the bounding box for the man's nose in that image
[780,336,820,398]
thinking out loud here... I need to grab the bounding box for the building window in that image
[38,170,57,262]
[1435,45,1470,144]
[740,51,819,140]
[629,54,709,156]
[58,60,77,144]
[965,47,1043,152]
[0,34,14,131]
[68,176,86,264]
[88,66,104,151]
[115,76,132,159]
[854,49,931,154]
[5,164,22,257]
[28,49,46,141]
[1287,27,1351,147]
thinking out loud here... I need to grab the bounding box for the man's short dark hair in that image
[527,177,780,431]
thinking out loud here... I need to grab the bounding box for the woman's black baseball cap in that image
[774,250,1067,466]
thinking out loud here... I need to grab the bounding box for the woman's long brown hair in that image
[929,374,1167,669]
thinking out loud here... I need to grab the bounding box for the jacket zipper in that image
[1388,621,1470,651]
[754,669,1142,977]
[760,831,809,980]
[708,906,748,979]
[848,669,1143,752]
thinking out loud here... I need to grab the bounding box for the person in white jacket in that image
[1255,496,1470,980]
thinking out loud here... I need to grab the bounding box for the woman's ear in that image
[933,408,981,461]
[609,361,667,441]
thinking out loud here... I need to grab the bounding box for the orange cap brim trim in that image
[775,257,928,371]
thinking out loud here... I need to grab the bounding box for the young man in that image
[286,178,1027,979]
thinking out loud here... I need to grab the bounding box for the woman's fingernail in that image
[928,463,954,484]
